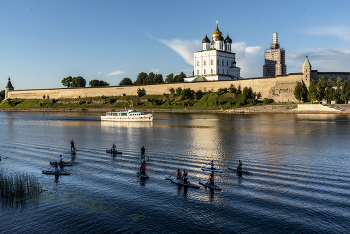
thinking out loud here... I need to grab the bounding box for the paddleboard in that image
[42,170,71,175]
[165,175,177,180]
[198,180,221,190]
[170,179,199,188]
[200,167,223,173]
[106,149,122,154]
[50,161,74,166]
[227,166,250,174]
[137,172,149,178]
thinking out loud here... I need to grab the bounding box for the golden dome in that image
[212,24,223,40]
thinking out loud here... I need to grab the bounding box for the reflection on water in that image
[0,112,350,233]
[101,121,153,128]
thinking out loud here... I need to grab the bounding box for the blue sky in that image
[1,0,350,90]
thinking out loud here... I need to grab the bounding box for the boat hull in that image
[101,115,153,122]
[106,150,122,154]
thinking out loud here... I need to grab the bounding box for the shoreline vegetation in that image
[1,87,350,114]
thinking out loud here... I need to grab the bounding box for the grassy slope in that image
[0,92,274,110]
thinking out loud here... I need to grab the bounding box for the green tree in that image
[316,77,326,102]
[146,72,156,85]
[134,72,148,85]
[174,72,186,82]
[242,87,250,99]
[72,76,86,87]
[228,84,237,93]
[325,77,335,103]
[155,74,164,84]
[176,87,182,95]
[0,90,5,101]
[341,80,350,103]
[119,77,133,86]
[61,76,73,88]
[89,79,110,87]
[294,81,307,103]
[194,90,203,100]
[308,79,317,104]
[335,77,342,103]
[181,88,194,99]
[137,88,143,97]
[165,73,174,83]
[169,88,175,95]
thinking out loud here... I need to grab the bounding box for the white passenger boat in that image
[101,109,153,122]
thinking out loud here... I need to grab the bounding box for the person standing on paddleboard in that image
[141,146,145,160]
[209,160,215,170]
[210,172,215,186]
[237,160,242,172]
[176,169,183,180]
[183,169,188,184]
[70,140,75,150]
[59,155,64,164]
[140,161,146,175]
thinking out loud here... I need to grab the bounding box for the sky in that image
[1,0,350,90]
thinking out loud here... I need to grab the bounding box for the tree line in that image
[61,76,110,88]
[294,77,350,103]
[119,71,187,86]
[61,71,187,88]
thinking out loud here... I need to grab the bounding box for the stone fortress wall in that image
[6,73,307,103]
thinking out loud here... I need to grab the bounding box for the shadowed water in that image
[0,112,350,233]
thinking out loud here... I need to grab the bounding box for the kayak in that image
[227,166,250,174]
[170,179,199,189]
[200,167,224,173]
[165,175,177,180]
[50,161,74,166]
[198,180,221,190]
[137,172,149,178]
[106,149,122,154]
[42,170,71,175]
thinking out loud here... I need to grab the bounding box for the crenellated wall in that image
[5,73,307,103]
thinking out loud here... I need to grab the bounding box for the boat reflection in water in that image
[100,121,153,128]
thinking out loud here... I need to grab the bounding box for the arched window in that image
[204,60,206,65]
[217,59,219,65]
[211,60,214,65]
[204,69,206,74]
[197,69,199,75]
[227,61,228,66]
[211,68,213,74]
[222,60,224,66]
[197,61,199,66]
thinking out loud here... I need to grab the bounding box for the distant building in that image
[263,33,287,77]
[5,77,14,99]
[184,22,241,82]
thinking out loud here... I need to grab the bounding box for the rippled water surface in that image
[1,111,350,233]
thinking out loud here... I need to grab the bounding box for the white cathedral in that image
[184,23,241,82]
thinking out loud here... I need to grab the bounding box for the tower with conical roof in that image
[302,56,311,80]
[5,77,14,99]
[186,22,240,82]
[263,33,287,77]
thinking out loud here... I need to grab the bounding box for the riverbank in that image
[2,104,350,114]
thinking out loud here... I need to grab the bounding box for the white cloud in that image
[287,48,350,72]
[231,42,264,78]
[158,39,201,65]
[151,68,160,73]
[98,72,101,75]
[306,26,350,42]
[107,70,124,76]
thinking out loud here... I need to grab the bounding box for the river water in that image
[0,111,349,233]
